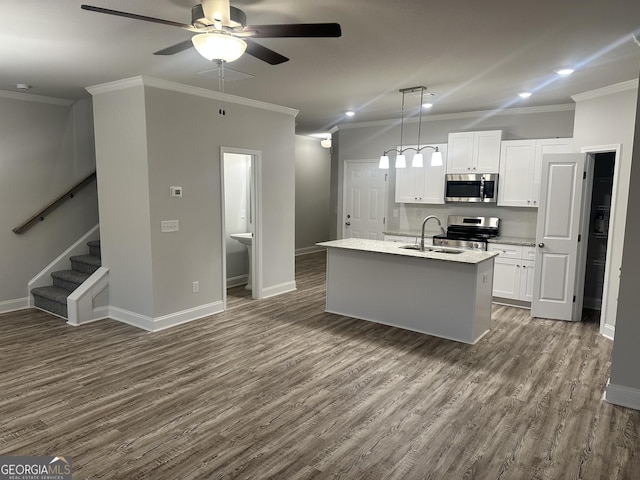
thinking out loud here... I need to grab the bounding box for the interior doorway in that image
[221,148,262,308]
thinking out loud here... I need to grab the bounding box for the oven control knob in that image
[473,243,479,249]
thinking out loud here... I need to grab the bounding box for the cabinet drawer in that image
[522,246,536,260]
[488,243,523,260]
[383,235,408,243]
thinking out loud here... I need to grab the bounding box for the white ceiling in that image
[2,0,640,135]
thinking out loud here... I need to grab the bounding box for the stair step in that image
[32,286,69,318]
[87,240,101,258]
[70,254,101,274]
[52,269,91,292]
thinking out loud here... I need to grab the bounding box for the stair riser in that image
[52,277,80,293]
[33,296,67,318]
[71,260,99,275]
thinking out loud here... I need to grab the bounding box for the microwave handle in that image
[479,178,485,200]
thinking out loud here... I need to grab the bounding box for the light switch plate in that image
[161,220,179,232]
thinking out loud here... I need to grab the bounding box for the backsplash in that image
[390,203,538,238]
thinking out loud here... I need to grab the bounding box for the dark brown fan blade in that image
[81,4,197,32]
[154,39,194,56]
[244,39,289,65]
[242,23,341,38]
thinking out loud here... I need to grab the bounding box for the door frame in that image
[341,159,388,239]
[580,144,621,338]
[220,147,263,306]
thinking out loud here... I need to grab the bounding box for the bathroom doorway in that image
[221,148,262,307]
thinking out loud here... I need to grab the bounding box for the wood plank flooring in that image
[1,251,638,479]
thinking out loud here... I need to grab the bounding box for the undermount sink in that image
[230,232,253,246]
[400,245,463,254]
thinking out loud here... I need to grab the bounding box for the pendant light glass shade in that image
[412,153,424,167]
[192,32,247,62]
[431,149,443,166]
[395,154,407,168]
[379,155,390,169]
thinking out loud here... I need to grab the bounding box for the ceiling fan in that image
[80,0,342,65]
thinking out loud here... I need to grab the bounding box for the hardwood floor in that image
[1,251,638,479]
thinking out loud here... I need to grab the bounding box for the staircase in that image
[31,240,101,318]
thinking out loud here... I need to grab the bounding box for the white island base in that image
[322,241,495,344]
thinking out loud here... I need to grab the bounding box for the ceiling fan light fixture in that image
[192,32,247,62]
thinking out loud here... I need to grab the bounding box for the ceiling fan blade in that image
[80,4,197,32]
[154,39,194,56]
[242,23,342,38]
[244,39,289,65]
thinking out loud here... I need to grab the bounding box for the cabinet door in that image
[447,132,474,173]
[532,138,572,206]
[418,143,447,204]
[395,167,422,203]
[498,140,536,207]
[520,260,535,301]
[492,258,521,299]
[473,130,502,173]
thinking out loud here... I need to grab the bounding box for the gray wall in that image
[90,78,296,322]
[0,94,98,309]
[295,135,331,252]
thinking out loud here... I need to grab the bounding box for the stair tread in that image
[70,254,101,267]
[51,269,91,283]
[32,285,70,304]
[87,240,100,248]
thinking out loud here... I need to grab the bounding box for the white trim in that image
[226,274,249,288]
[337,104,575,130]
[86,76,299,117]
[0,89,75,106]
[67,267,109,326]
[261,281,297,299]
[572,79,639,103]
[296,245,326,256]
[602,323,615,340]
[108,301,224,332]
[0,297,30,314]
[604,381,640,411]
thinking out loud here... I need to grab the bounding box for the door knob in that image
[538,242,545,248]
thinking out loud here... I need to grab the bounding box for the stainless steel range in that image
[432,215,500,251]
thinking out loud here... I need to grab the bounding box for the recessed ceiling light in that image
[345,111,355,117]
[518,92,532,98]
[556,68,574,76]
[423,103,433,109]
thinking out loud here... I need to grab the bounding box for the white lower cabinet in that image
[488,244,536,302]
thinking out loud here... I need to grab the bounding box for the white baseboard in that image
[601,322,615,340]
[604,380,640,411]
[227,274,249,288]
[261,281,297,299]
[295,245,326,256]
[109,301,224,332]
[0,297,30,314]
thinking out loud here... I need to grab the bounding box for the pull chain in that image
[218,60,226,116]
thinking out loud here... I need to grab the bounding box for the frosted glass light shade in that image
[379,155,389,169]
[431,150,443,166]
[412,153,424,167]
[396,154,406,168]
[192,33,247,62]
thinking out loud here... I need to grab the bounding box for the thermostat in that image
[170,186,182,198]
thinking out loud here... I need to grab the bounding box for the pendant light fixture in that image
[379,86,443,169]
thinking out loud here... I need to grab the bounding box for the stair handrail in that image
[13,171,97,234]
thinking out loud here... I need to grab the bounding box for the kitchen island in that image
[317,238,498,344]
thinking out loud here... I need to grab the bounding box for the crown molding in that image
[571,79,639,103]
[86,75,299,117]
[0,90,74,106]
[336,104,575,130]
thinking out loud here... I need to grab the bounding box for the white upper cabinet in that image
[395,143,447,204]
[498,138,572,207]
[446,130,502,174]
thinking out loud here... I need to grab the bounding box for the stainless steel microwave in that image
[445,173,498,203]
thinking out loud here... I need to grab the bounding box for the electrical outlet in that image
[161,220,179,232]
[192,281,199,293]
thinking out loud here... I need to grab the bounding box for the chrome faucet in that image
[421,215,446,251]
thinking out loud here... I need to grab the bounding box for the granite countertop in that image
[317,238,498,265]
[487,236,536,247]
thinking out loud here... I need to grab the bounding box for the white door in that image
[532,153,585,320]
[344,161,387,239]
